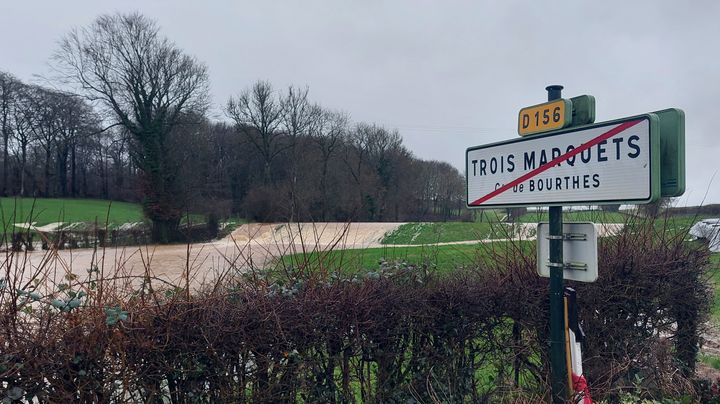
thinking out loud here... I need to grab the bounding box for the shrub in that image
[0,216,712,402]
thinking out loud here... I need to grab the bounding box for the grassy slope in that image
[281,241,534,275]
[700,253,720,370]
[0,197,144,228]
[382,210,628,245]
[283,244,481,274]
[381,222,511,245]
[709,253,720,322]
[517,210,626,223]
[382,210,718,246]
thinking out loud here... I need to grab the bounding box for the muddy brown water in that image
[3,223,404,289]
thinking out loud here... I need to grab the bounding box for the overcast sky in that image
[1,0,718,206]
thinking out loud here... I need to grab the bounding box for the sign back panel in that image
[655,108,685,197]
[466,115,660,208]
[537,222,598,283]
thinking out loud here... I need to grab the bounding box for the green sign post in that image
[545,85,568,403]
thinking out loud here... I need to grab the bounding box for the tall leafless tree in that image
[53,12,210,242]
[344,123,405,220]
[25,86,62,197]
[226,81,285,185]
[0,72,19,196]
[53,95,99,197]
[10,85,36,197]
[280,86,312,218]
[309,106,348,220]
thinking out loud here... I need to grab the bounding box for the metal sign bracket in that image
[546,261,589,271]
[563,232,587,241]
[546,232,588,241]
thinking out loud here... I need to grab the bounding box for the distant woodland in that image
[0,19,464,234]
[0,13,466,241]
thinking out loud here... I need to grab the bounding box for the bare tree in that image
[342,123,403,220]
[53,12,210,242]
[24,86,63,197]
[0,72,19,195]
[309,107,348,220]
[226,81,285,185]
[10,85,36,197]
[432,161,465,220]
[53,95,100,197]
[280,86,312,218]
[104,128,131,199]
[281,86,312,140]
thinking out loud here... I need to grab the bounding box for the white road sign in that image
[537,222,598,283]
[466,115,659,208]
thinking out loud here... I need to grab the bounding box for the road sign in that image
[537,222,598,283]
[466,114,660,208]
[518,99,572,136]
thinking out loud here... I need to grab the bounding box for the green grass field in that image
[382,210,629,245]
[381,222,513,245]
[283,244,482,274]
[655,213,714,230]
[281,241,534,276]
[516,210,627,223]
[0,197,145,228]
[700,354,720,371]
[708,253,720,322]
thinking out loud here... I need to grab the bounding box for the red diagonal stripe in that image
[469,119,643,206]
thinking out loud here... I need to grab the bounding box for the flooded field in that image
[3,222,404,288]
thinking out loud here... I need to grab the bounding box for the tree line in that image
[0,13,465,240]
[0,73,135,201]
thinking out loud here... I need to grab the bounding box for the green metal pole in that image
[547,85,568,403]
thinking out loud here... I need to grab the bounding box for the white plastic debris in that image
[689,218,720,252]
